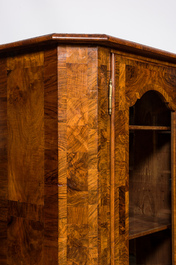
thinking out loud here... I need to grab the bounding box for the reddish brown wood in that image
[44,48,58,265]
[129,215,171,240]
[7,52,44,205]
[57,46,109,265]
[57,46,67,265]
[110,52,115,265]
[171,112,176,263]
[8,201,43,222]
[1,34,176,64]
[0,57,7,265]
[7,52,45,265]
[129,125,171,131]
[112,49,176,264]
[98,47,111,265]
[125,59,176,110]
[8,217,44,265]
[127,76,173,264]
[0,34,176,265]
[113,56,129,265]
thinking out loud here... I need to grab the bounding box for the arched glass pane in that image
[129,90,172,264]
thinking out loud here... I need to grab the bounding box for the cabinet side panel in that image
[114,55,129,265]
[171,112,176,264]
[58,46,99,265]
[0,57,8,265]
[44,47,58,265]
[7,52,44,205]
[98,47,111,265]
[7,52,45,265]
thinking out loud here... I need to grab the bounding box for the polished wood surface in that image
[44,47,58,265]
[7,52,45,265]
[1,34,176,63]
[58,46,94,264]
[57,46,111,264]
[112,50,176,264]
[129,125,171,131]
[0,34,176,264]
[7,52,44,205]
[98,47,111,265]
[112,56,129,265]
[0,57,7,265]
[171,111,176,263]
[129,215,171,240]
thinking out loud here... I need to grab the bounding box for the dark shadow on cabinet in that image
[129,91,172,265]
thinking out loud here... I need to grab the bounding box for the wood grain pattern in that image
[7,52,44,205]
[87,48,99,265]
[66,47,92,265]
[2,34,176,64]
[129,91,172,262]
[98,47,111,265]
[8,201,43,222]
[113,56,129,265]
[171,112,176,264]
[112,51,176,264]
[57,46,67,265]
[129,125,171,130]
[6,52,45,265]
[129,214,171,240]
[0,220,7,265]
[8,217,43,265]
[110,53,115,265]
[0,35,176,265]
[125,59,176,110]
[44,48,58,265]
[129,130,171,219]
[58,46,101,265]
[0,57,7,265]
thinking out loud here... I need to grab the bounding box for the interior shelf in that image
[129,125,171,131]
[129,214,171,240]
[129,91,172,264]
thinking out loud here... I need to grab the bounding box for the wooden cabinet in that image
[0,34,176,264]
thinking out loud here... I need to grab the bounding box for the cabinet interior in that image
[129,91,172,264]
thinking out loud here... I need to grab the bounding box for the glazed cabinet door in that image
[111,52,176,265]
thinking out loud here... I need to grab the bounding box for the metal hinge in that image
[109,79,112,115]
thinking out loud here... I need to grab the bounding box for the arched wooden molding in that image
[128,83,176,111]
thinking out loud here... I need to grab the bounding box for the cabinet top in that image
[1,33,176,64]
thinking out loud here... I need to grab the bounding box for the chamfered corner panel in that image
[57,46,111,265]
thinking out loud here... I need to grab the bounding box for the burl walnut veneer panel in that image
[0,48,59,265]
[7,52,45,265]
[7,52,44,205]
[57,46,111,265]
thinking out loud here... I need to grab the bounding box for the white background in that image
[0,0,176,53]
